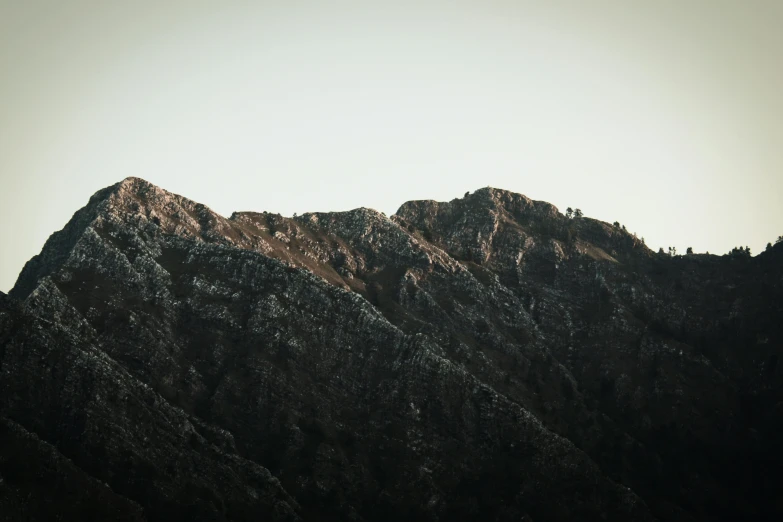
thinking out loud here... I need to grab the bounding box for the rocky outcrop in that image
[2,178,781,521]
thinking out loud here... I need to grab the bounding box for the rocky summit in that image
[1,177,781,522]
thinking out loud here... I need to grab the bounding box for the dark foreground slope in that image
[2,178,781,521]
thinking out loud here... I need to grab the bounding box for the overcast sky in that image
[1,1,782,292]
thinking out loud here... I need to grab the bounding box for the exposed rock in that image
[2,178,781,521]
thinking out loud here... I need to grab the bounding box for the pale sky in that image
[1,1,782,292]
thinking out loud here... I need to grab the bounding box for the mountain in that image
[1,177,781,521]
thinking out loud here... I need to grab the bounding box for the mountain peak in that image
[10,177,233,299]
[395,186,561,226]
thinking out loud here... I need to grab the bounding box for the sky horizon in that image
[2,1,782,292]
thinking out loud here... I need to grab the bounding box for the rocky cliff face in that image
[1,178,781,521]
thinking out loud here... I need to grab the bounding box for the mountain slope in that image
[3,178,781,521]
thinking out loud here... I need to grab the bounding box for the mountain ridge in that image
[12,177,653,302]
